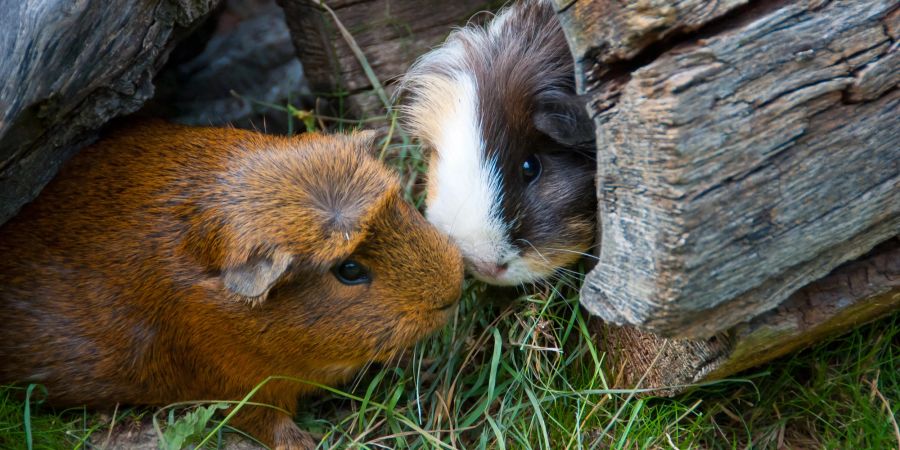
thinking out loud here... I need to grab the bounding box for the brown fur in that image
[0,121,464,449]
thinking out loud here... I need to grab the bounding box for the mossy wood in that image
[0,0,220,226]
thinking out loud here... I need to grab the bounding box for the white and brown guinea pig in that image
[0,122,463,449]
[399,0,596,286]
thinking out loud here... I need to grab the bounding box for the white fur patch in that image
[398,0,563,285]
[422,76,517,272]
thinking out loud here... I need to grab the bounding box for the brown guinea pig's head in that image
[185,130,464,368]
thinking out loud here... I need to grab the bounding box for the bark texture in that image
[596,238,900,395]
[558,0,900,391]
[279,0,501,118]
[558,0,899,338]
[0,0,219,226]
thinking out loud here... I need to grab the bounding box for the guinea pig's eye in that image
[522,154,542,184]
[332,260,370,285]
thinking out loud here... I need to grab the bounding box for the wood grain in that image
[571,0,899,337]
[0,0,219,226]
[552,0,749,92]
[279,0,501,118]
[597,238,900,394]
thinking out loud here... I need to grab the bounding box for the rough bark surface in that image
[597,238,900,395]
[554,0,749,91]
[565,0,899,337]
[0,0,219,226]
[279,0,500,118]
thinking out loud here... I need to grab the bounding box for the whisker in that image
[540,247,601,261]
[528,260,582,291]
[514,238,552,266]
[550,265,583,277]
[547,273,579,292]
[529,257,581,277]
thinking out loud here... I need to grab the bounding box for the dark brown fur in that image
[0,122,463,449]
[468,1,596,254]
[399,0,596,281]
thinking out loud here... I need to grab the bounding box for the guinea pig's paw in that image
[272,417,317,450]
[231,407,316,450]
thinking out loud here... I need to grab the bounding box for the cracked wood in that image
[563,0,899,337]
[595,238,900,394]
[0,0,219,226]
[279,0,501,118]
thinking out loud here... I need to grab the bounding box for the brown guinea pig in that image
[0,121,464,449]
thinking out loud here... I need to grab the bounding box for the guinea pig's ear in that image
[350,129,381,157]
[533,92,595,148]
[222,251,292,303]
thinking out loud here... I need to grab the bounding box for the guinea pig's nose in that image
[473,261,508,278]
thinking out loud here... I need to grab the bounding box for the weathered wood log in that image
[0,0,220,226]
[279,0,501,118]
[557,0,748,84]
[596,237,900,395]
[558,0,899,338]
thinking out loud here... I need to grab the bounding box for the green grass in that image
[1,105,897,449]
[2,277,898,449]
[292,272,900,449]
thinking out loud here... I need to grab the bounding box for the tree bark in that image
[0,0,220,226]
[558,0,899,338]
[556,0,900,392]
[279,0,502,119]
[595,238,900,395]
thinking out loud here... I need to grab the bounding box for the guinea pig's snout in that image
[467,254,540,286]
[471,261,508,279]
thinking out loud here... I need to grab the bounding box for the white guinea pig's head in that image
[399,0,596,285]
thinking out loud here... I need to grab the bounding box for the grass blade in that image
[313,0,392,112]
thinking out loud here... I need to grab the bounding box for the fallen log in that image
[0,0,220,226]
[279,0,501,118]
[559,0,899,392]
[561,0,899,338]
[596,238,900,394]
